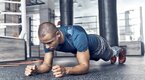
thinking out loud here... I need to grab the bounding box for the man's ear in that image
[56,31,61,38]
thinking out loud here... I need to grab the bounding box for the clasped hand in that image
[52,65,66,78]
[25,65,37,76]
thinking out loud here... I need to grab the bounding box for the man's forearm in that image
[36,63,51,73]
[65,64,89,75]
[36,52,53,73]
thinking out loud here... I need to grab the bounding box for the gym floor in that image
[0,56,145,80]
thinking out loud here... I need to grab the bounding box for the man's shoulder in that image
[59,25,84,30]
[59,25,86,35]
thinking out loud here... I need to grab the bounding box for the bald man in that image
[25,22,126,77]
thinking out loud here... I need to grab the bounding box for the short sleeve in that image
[73,33,88,52]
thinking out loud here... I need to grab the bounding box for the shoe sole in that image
[119,48,126,64]
[111,56,117,64]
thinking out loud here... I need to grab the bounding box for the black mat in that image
[0,57,145,80]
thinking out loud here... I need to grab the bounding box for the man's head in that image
[38,22,61,50]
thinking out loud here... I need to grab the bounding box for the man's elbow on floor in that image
[81,66,89,74]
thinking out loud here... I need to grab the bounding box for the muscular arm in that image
[36,51,53,73]
[65,49,90,74]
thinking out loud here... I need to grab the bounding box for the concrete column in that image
[98,0,118,46]
[59,0,73,26]
[39,0,55,23]
[19,0,27,39]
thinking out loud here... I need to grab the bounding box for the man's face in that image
[40,32,59,50]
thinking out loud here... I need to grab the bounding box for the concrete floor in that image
[0,56,145,80]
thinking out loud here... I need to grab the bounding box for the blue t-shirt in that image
[44,25,100,59]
